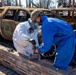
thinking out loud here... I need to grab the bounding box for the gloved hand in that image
[35,49,38,54]
[28,27,34,34]
[28,38,36,45]
[30,40,36,45]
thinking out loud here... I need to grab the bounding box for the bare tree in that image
[31,1,39,8]
[3,0,7,6]
[11,0,16,6]
[1,0,4,6]
[7,0,11,6]
[29,0,31,7]
[40,0,52,8]
[25,0,38,8]
[26,0,31,7]
[1,0,20,6]
[19,0,21,6]
[16,0,18,6]
[57,0,69,7]
[25,0,53,8]
[26,0,29,7]
[69,0,75,7]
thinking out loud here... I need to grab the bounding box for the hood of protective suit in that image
[41,15,47,22]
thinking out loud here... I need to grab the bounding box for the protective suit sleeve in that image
[17,24,30,41]
[38,21,57,53]
[20,31,30,41]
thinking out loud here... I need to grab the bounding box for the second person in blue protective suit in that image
[31,9,75,70]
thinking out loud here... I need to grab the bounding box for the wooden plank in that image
[0,64,18,75]
[0,45,76,75]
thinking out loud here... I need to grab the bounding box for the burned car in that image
[0,6,58,41]
[0,6,31,40]
[51,8,76,31]
[0,6,58,58]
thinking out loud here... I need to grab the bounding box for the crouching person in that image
[13,18,39,56]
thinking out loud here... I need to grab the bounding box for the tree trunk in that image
[47,0,50,8]
[1,0,4,6]
[29,0,31,7]
[72,0,75,7]
[16,0,18,6]
[69,0,75,7]
[19,0,21,6]
[40,0,42,8]
[7,0,11,6]
[26,0,29,7]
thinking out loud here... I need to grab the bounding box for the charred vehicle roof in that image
[51,8,76,26]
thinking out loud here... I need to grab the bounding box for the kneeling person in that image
[13,19,39,56]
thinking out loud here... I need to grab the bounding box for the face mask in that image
[35,22,41,26]
[31,22,40,29]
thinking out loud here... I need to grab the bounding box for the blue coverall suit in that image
[38,16,75,70]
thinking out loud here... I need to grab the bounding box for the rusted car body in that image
[0,6,31,40]
[0,6,58,41]
[51,8,76,29]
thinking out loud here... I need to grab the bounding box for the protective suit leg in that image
[13,41,33,56]
[54,36,75,70]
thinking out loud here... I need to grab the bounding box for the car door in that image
[0,8,5,33]
[1,9,17,41]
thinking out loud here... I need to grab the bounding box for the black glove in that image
[30,40,36,45]
[28,27,34,34]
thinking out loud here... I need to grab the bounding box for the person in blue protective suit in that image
[31,9,75,70]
